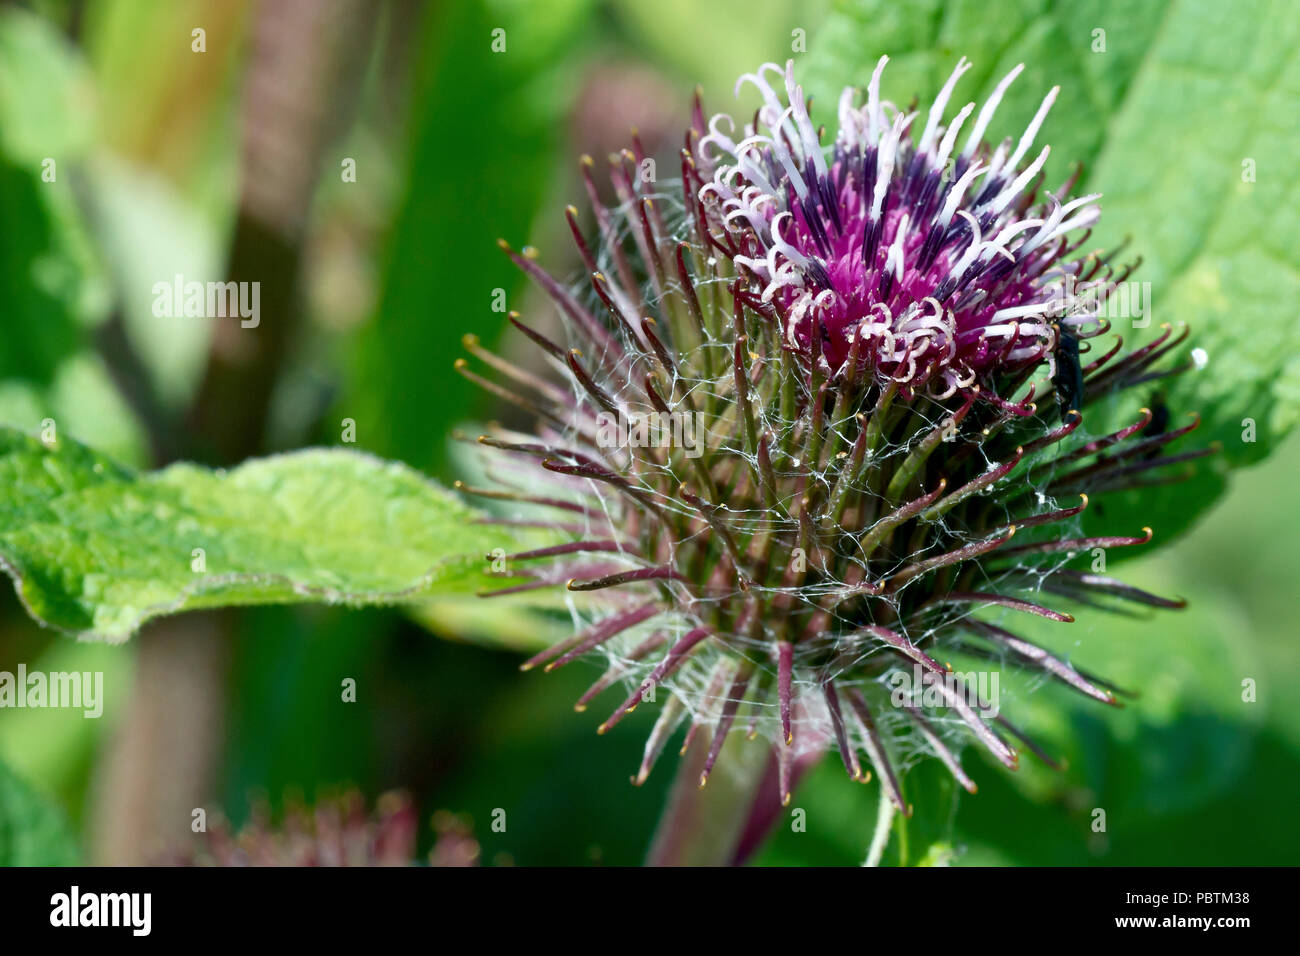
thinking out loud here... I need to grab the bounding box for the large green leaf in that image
[808,0,1300,546]
[0,427,525,640]
[0,759,79,866]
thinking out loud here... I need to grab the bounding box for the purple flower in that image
[701,59,1097,397]
[459,58,1208,812]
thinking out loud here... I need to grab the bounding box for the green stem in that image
[863,792,897,867]
[645,731,770,866]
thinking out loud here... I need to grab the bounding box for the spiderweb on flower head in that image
[469,167,1108,776]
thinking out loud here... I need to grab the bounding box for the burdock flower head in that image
[167,791,419,866]
[457,57,1207,812]
[166,792,481,867]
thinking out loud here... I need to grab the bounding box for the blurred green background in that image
[0,0,1296,865]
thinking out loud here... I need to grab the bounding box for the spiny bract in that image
[457,57,1207,812]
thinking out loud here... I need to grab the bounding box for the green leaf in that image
[0,426,528,640]
[0,759,79,866]
[613,0,814,97]
[807,1,1175,187]
[0,7,96,162]
[808,0,1300,546]
[81,156,224,410]
[1077,0,1300,544]
[407,594,571,655]
[0,8,108,387]
[0,159,104,386]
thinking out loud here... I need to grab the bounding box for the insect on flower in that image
[1051,322,1084,422]
[456,57,1210,813]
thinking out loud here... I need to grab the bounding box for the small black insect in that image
[1051,323,1084,422]
[1140,391,1171,459]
